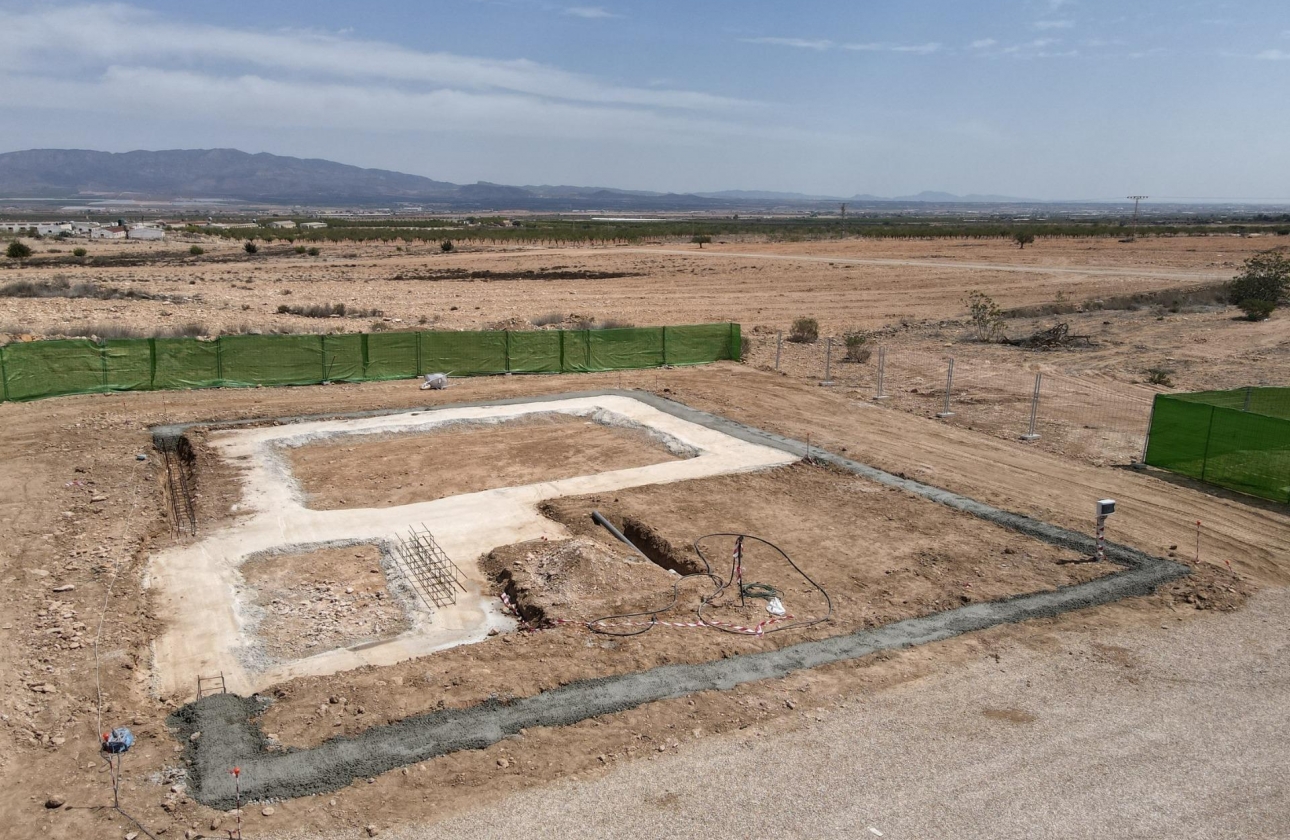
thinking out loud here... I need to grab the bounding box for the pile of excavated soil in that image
[482,537,678,625]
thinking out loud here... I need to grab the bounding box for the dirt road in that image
[386,586,1290,840]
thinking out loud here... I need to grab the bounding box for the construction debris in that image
[1004,322,1093,349]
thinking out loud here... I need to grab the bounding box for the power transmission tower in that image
[1127,195,1148,239]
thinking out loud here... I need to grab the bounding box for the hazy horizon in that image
[1,1,1288,201]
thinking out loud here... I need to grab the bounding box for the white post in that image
[937,357,955,418]
[1022,372,1043,440]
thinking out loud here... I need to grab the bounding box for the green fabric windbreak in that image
[560,330,593,373]
[321,333,364,382]
[589,327,664,371]
[665,323,739,365]
[1,339,104,401]
[419,330,508,376]
[1200,407,1290,502]
[506,330,562,374]
[364,332,419,380]
[0,323,740,403]
[219,334,325,387]
[103,339,153,393]
[1144,396,1215,479]
[1145,391,1290,503]
[153,338,220,390]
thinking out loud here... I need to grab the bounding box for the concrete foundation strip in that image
[161,389,1190,808]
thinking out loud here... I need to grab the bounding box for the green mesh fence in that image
[0,323,740,404]
[1144,388,1290,503]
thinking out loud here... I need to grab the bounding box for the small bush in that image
[843,330,871,363]
[966,290,1005,342]
[788,317,819,343]
[189,245,205,256]
[1238,299,1276,321]
[243,241,259,254]
[6,241,32,260]
[530,312,564,327]
[440,240,454,253]
[307,247,321,256]
[1227,251,1288,319]
[72,247,87,257]
[1146,367,1174,387]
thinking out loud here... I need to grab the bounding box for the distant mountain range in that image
[0,148,1039,209]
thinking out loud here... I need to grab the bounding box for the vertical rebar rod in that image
[775,331,782,371]
[1022,372,1043,440]
[874,347,888,400]
[937,357,955,417]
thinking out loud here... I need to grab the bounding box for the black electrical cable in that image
[586,533,832,637]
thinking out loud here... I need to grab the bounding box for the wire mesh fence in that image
[750,333,1156,464]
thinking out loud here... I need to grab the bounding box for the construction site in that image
[1,234,1287,839]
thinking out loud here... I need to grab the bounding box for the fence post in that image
[1199,405,1217,482]
[874,347,889,400]
[775,331,782,371]
[822,337,835,386]
[1138,397,1156,464]
[937,357,955,418]
[1022,372,1043,440]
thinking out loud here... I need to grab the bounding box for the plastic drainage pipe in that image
[591,510,648,558]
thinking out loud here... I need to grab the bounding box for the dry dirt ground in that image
[285,413,681,510]
[238,544,409,662]
[0,234,1286,838]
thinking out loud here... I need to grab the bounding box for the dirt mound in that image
[482,537,676,624]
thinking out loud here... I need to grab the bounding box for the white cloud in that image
[1034,20,1075,30]
[843,42,943,55]
[740,36,833,51]
[970,39,998,49]
[0,4,743,113]
[563,6,619,19]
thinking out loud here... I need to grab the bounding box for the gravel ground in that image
[359,587,1290,840]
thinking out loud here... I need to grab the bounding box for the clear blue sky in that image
[1,0,1287,199]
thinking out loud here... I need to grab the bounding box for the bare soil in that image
[285,413,682,510]
[0,233,1281,839]
[239,544,409,661]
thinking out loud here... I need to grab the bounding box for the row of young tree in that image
[195,218,1290,248]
